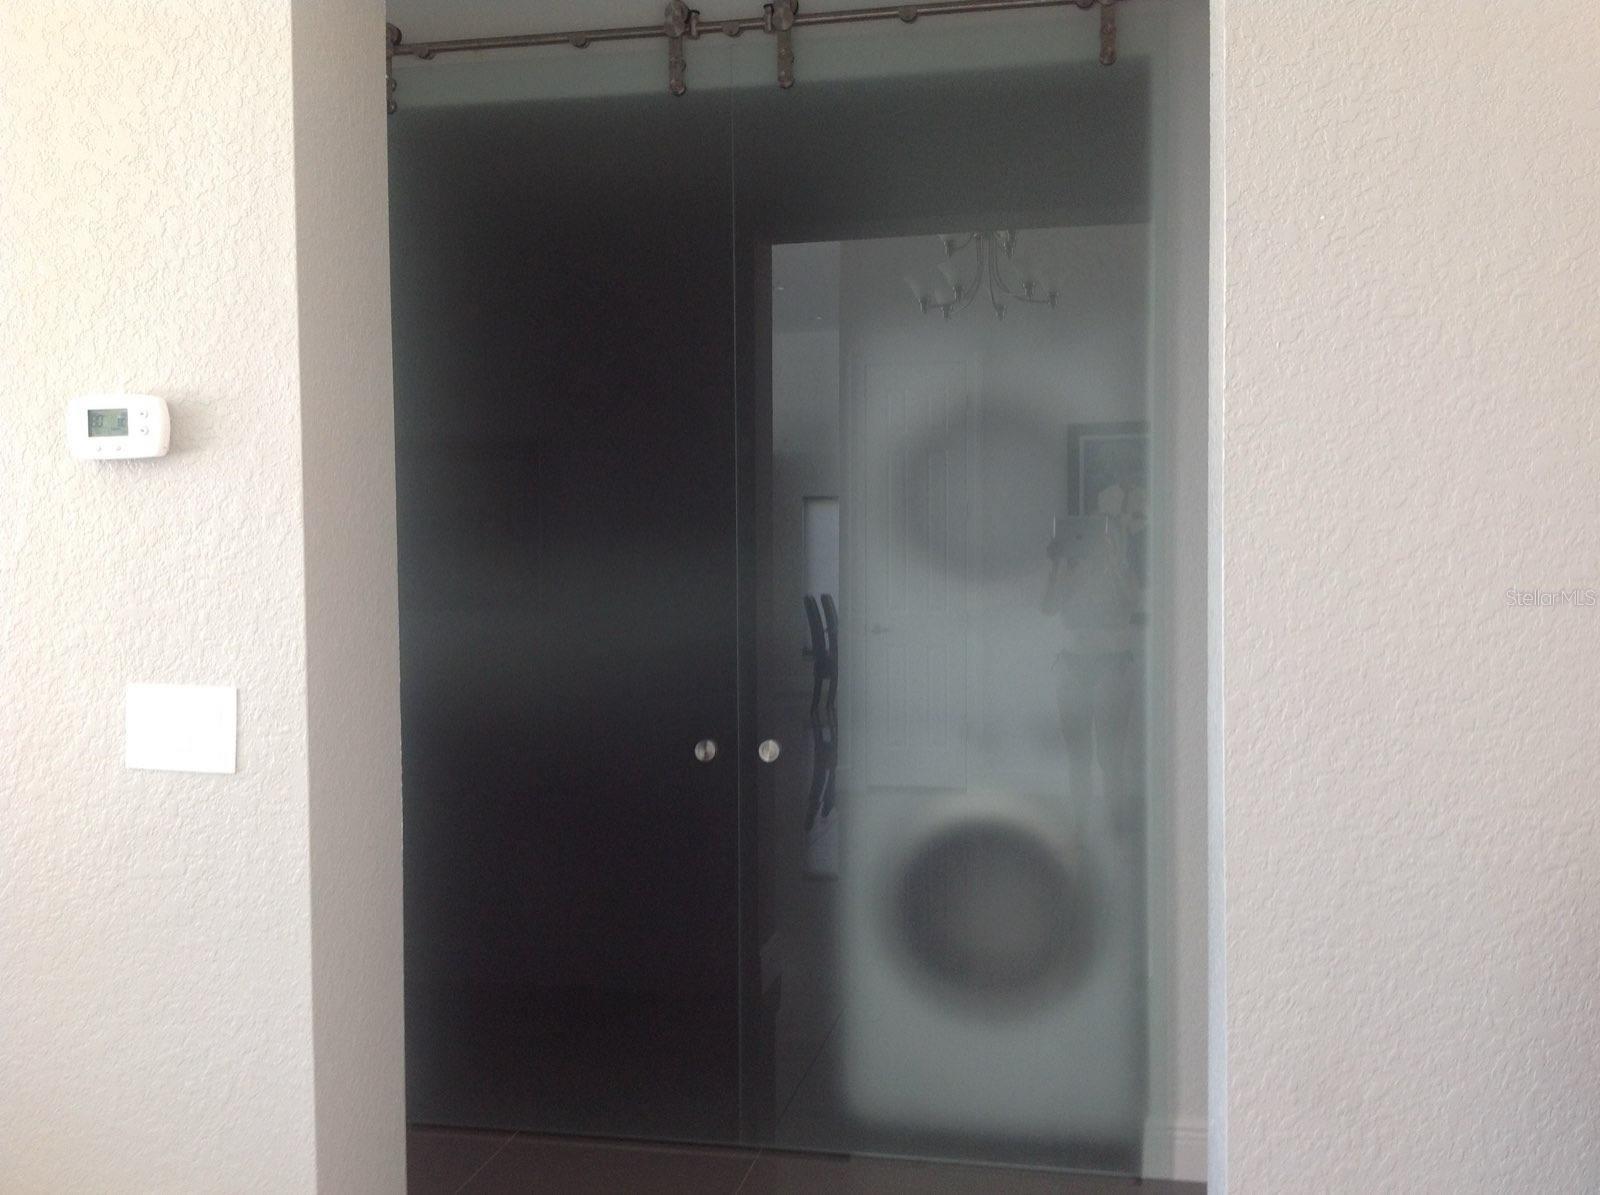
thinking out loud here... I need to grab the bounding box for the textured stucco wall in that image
[1213,1,1600,1190]
[0,2,401,1191]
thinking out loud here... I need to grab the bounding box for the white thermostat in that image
[68,394,170,460]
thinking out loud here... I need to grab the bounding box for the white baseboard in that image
[1142,1117,1208,1184]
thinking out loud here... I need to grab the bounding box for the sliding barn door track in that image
[386,0,1122,113]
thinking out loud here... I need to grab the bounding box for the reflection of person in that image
[1041,484,1146,831]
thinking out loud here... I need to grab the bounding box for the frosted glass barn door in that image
[731,8,1162,1174]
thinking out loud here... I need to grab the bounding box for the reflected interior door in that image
[390,91,741,1142]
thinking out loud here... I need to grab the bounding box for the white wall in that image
[0,3,402,1191]
[1212,1,1600,1190]
[294,2,407,1191]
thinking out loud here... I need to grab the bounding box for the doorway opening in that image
[387,3,1206,1184]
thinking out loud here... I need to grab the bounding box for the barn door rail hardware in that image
[386,0,1119,112]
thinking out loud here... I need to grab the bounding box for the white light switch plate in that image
[126,684,237,774]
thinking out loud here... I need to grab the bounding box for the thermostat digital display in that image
[88,408,129,437]
[68,395,170,460]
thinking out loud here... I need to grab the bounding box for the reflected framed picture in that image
[1066,421,1149,517]
[1067,420,1150,590]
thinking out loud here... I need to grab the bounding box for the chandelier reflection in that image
[913,230,1059,321]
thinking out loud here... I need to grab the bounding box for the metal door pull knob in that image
[694,739,718,763]
[758,739,782,763]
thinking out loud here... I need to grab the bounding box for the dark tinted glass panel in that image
[390,89,741,1141]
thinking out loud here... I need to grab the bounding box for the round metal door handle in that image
[694,739,718,763]
[758,739,782,764]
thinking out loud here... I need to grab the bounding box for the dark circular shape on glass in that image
[894,820,1091,1005]
[890,399,1065,581]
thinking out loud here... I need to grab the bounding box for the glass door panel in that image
[731,13,1162,1173]
[390,4,1199,1176]
[390,53,744,1142]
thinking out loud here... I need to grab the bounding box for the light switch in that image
[125,684,237,774]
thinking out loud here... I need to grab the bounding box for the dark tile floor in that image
[409,1127,1205,1194]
